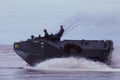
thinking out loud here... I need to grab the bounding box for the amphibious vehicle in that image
[14,34,114,66]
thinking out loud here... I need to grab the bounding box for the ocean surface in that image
[0,45,120,80]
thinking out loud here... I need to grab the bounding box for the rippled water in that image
[0,45,120,80]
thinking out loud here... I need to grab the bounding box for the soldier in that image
[44,29,50,39]
[31,35,34,39]
[44,25,64,41]
[53,25,64,41]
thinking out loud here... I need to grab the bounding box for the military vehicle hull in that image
[14,38,113,66]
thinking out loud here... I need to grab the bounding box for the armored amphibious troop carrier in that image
[14,27,114,66]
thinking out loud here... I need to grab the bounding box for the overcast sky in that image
[0,0,120,45]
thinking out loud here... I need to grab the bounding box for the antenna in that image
[63,17,88,36]
[51,12,84,33]
[64,16,85,31]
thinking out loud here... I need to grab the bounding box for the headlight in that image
[14,44,19,48]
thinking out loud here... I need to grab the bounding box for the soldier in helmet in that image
[44,25,64,41]
[44,29,51,39]
[52,25,64,41]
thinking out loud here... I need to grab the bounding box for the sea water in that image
[0,45,120,80]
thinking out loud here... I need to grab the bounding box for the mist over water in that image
[111,46,120,68]
[33,58,110,70]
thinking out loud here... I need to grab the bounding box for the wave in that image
[25,57,110,72]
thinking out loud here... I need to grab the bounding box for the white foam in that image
[25,57,110,71]
[111,46,120,68]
